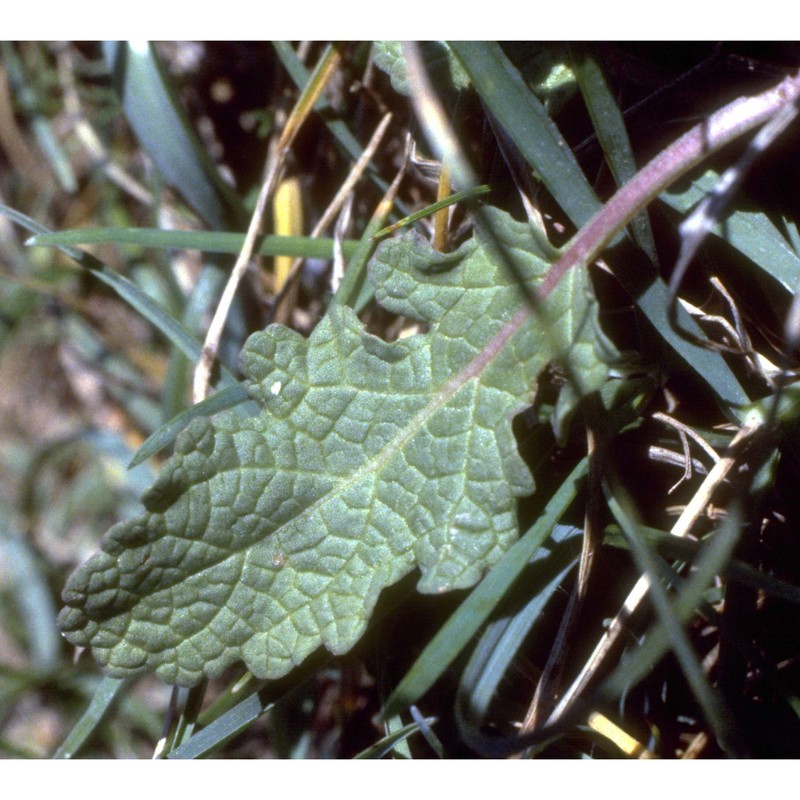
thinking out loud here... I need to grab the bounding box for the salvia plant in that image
[2,41,800,759]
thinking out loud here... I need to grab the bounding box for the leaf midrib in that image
[121,303,534,609]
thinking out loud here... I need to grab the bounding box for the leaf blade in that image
[661,168,800,294]
[28,228,359,260]
[58,211,612,686]
[449,41,599,228]
[103,42,245,230]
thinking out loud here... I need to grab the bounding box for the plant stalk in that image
[536,71,800,300]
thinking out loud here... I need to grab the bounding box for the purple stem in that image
[536,71,800,301]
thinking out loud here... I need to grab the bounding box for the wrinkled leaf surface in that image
[59,210,611,686]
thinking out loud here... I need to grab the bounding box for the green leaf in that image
[28,228,359,260]
[354,718,430,759]
[381,459,588,720]
[572,51,658,265]
[52,676,133,759]
[103,42,245,230]
[166,649,328,758]
[373,41,470,97]
[448,43,750,413]
[449,41,599,229]
[58,209,614,686]
[457,525,582,722]
[661,168,800,294]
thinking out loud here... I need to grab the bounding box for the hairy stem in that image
[537,71,800,299]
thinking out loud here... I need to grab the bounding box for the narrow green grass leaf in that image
[458,528,581,723]
[161,682,208,754]
[330,192,404,313]
[273,42,412,219]
[622,266,751,411]
[52,676,134,758]
[449,42,599,228]
[372,185,491,240]
[354,719,429,759]
[783,216,800,255]
[661,168,800,294]
[273,41,364,166]
[129,383,253,467]
[572,52,658,265]
[31,114,78,193]
[381,458,588,720]
[27,228,359,260]
[604,479,748,756]
[103,42,245,230]
[409,705,446,757]
[160,346,192,428]
[604,523,800,605]
[4,206,239,387]
[0,498,60,670]
[167,687,271,758]
[167,653,327,758]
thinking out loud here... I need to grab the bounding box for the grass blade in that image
[0,498,60,670]
[52,676,134,758]
[457,531,581,726]
[604,523,800,605]
[272,41,412,219]
[103,42,245,230]
[572,50,658,264]
[129,383,253,467]
[167,654,328,759]
[449,41,599,228]
[408,705,446,758]
[604,477,748,757]
[273,40,364,166]
[354,718,430,759]
[381,457,588,720]
[372,185,491,240]
[4,205,240,386]
[661,168,800,294]
[27,228,360,260]
[166,687,273,759]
